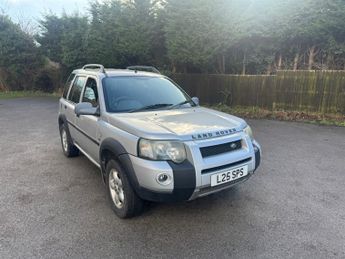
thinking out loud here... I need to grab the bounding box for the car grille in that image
[200,140,242,158]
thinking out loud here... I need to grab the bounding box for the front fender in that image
[99,138,140,190]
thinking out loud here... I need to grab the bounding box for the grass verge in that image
[210,104,345,127]
[0,91,59,100]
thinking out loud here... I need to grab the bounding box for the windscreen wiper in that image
[128,103,173,113]
[168,100,194,110]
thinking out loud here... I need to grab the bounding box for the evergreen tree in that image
[0,14,43,90]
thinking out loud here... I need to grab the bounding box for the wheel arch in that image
[58,114,73,141]
[58,114,67,127]
[99,138,126,170]
[99,138,139,189]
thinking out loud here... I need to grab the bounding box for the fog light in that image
[156,173,171,186]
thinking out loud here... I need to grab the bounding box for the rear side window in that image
[68,76,86,103]
[62,73,76,99]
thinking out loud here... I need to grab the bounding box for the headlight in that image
[243,125,254,141]
[138,139,187,163]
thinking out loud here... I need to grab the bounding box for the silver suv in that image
[58,64,261,218]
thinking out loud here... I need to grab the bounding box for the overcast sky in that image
[0,0,92,22]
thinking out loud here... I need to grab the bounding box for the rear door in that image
[75,76,101,162]
[64,75,87,142]
[62,72,76,99]
[59,72,75,115]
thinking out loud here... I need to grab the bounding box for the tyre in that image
[105,159,144,218]
[59,123,79,157]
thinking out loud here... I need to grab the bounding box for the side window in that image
[68,76,86,103]
[62,73,75,99]
[82,78,99,107]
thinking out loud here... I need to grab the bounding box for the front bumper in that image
[189,140,261,200]
[126,155,196,202]
[253,142,261,171]
[122,137,261,203]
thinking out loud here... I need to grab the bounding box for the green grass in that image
[0,91,59,100]
[210,104,345,127]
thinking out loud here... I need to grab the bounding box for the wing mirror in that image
[75,102,100,117]
[192,97,199,106]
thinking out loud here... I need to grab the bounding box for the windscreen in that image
[102,76,193,113]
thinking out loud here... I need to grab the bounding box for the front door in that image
[75,77,101,163]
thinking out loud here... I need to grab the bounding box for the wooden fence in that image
[171,70,345,114]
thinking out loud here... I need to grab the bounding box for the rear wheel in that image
[59,123,79,157]
[105,159,144,218]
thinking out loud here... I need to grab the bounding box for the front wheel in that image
[106,159,144,218]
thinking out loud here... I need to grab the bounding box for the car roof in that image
[72,68,163,78]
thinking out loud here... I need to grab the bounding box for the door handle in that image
[64,105,67,109]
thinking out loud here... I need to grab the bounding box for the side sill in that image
[74,142,101,169]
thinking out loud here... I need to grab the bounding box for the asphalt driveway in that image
[0,97,345,258]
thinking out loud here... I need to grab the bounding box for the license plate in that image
[210,165,248,187]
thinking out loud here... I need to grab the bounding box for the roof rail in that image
[127,65,160,74]
[82,64,106,73]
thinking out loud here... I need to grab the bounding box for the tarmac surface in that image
[1,97,345,258]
